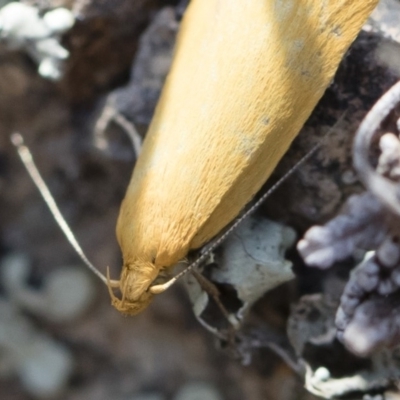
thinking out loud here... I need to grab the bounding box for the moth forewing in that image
[115,0,379,315]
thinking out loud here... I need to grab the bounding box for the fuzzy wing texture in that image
[117,0,378,268]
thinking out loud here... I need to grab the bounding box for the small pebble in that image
[174,382,222,400]
[19,338,73,398]
[1,252,30,291]
[314,367,330,382]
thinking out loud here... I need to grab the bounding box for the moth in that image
[14,0,379,316]
[110,0,379,315]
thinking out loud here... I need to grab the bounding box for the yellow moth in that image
[111,0,379,315]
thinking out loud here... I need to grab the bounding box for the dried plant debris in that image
[304,356,399,400]
[94,7,178,133]
[109,7,179,127]
[366,0,400,79]
[295,82,400,397]
[288,293,400,399]
[367,0,400,43]
[184,216,296,335]
[92,7,178,160]
[0,2,74,79]
[287,294,338,358]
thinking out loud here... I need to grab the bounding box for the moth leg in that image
[106,267,121,302]
[120,276,129,307]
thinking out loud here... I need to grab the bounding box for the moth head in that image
[106,261,159,316]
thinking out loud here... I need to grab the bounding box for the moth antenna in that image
[10,132,119,287]
[150,113,347,293]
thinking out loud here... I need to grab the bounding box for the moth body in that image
[113,0,379,314]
